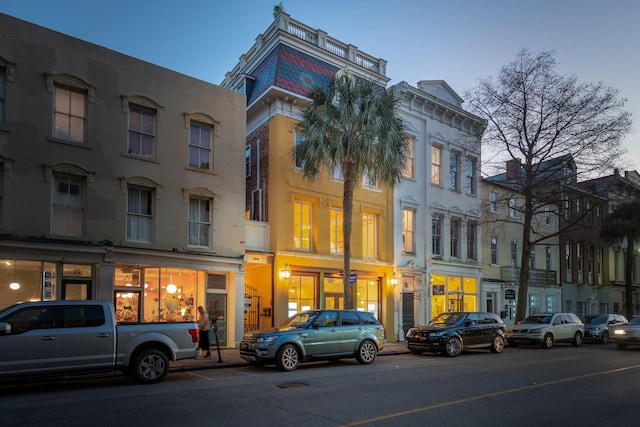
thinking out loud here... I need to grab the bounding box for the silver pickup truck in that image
[0,300,199,384]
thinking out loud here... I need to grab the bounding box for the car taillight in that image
[188,329,200,343]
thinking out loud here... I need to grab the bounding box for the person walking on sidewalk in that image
[197,306,211,358]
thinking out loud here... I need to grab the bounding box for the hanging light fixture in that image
[166,272,177,294]
[9,261,20,290]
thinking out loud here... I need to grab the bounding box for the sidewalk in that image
[170,341,409,372]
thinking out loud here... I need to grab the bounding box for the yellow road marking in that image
[340,364,640,426]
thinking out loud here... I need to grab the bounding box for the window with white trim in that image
[362,168,378,190]
[330,208,344,254]
[402,208,415,254]
[466,222,477,261]
[432,215,442,256]
[127,186,154,243]
[510,238,518,267]
[509,197,519,219]
[489,190,499,213]
[52,175,85,237]
[46,74,93,144]
[128,105,156,158]
[465,158,477,195]
[402,138,414,179]
[294,201,311,250]
[490,234,499,265]
[54,86,86,143]
[449,152,459,191]
[362,213,377,259]
[529,246,536,269]
[188,197,211,247]
[431,146,441,185]
[546,246,552,271]
[189,121,213,170]
[450,218,460,258]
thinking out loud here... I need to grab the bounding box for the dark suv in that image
[405,312,507,357]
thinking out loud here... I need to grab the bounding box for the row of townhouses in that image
[1,12,639,347]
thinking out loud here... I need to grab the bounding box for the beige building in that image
[481,172,561,328]
[0,14,247,347]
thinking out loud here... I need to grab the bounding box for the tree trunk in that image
[515,186,534,323]
[342,164,355,309]
[625,243,635,319]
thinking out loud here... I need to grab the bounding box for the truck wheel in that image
[276,344,299,371]
[132,348,169,384]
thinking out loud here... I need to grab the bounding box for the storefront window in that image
[356,279,379,318]
[431,274,446,317]
[431,275,478,316]
[0,260,56,307]
[288,274,315,317]
[114,266,196,323]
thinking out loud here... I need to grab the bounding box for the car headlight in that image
[256,335,279,343]
[429,331,447,338]
[528,328,542,335]
[614,330,626,335]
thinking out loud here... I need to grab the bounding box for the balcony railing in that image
[500,266,557,286]
[222,11,387,87]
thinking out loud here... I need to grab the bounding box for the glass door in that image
[207,294,227,346]
[61,279,91,300]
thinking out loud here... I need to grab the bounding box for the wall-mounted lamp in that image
[280,264,292,280]
[388,273,399,286]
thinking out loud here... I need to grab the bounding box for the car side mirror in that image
[0,321,11,335]
[465,320,475,326]
[314,321,325,328]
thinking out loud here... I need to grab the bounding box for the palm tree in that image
[294,71,408,309]
[600,199,640,319]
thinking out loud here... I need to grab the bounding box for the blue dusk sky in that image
[2,0,639,172]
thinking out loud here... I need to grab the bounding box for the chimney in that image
[506,159,521,181]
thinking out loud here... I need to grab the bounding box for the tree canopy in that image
[466,49,632,322]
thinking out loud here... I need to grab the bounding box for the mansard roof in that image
[247,44,338,105]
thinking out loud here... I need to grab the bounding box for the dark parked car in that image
[405,312,507,357]
[611,315,640,349]
[582,313,628,344]
[239,309,384,371]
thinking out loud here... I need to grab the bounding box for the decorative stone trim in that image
[45,73,95,103]
[120,176,162,199]
[183,187,218,206]
[0,56,16,82]
[44,163,95,189]
[121,95,164,121]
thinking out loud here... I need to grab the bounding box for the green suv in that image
[239,310,384,371]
